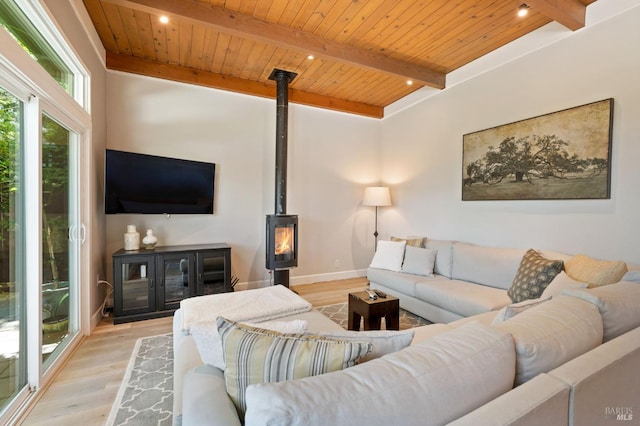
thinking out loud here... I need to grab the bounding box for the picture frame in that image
[462,98,613,201]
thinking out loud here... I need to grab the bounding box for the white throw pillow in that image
[190,319,308,370]
[491,297,551,325]
[540,271,588,298]
[401,246,437,276]
[310,329,414,362]
[369,240,406,272]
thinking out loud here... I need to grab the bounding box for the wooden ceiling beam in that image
[106,52,384,118]
[525,0,586,31]
[101,0,445,89]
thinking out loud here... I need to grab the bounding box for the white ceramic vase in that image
[142,229,158,249]
[124,225,140,251]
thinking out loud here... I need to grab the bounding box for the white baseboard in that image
[234,269,368,292]
[90,306,106,330]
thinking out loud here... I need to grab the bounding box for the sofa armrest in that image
[447,373,570,426]
[182,365,241,426]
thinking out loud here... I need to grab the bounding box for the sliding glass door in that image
[41,115,79,367]
[0,87,26,414]
[0,0,89,421]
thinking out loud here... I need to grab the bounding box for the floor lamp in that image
[363,186,392,250]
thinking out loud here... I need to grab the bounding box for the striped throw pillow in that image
[217,317,371,418]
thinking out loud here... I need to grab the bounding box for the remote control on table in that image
[373,289,387,298]
[365,289,378,300]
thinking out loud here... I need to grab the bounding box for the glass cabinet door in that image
[158,254,193,310]
[116,257,155,316]
[196,251,230,295]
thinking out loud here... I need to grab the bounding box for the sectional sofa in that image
[172,241,640,426]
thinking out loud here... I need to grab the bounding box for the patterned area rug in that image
[316,302,431,330]
[107,333,173,426]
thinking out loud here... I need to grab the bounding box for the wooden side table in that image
[348,291,400,331]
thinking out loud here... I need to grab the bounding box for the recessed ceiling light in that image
[159,15,169,24]
[407,80,413,86]
[517,4,529,17]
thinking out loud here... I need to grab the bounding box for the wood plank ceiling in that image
[83,0,596,118]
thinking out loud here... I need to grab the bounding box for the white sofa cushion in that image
[369,240,406,271]
[491,297,551,326]
[540,271,588,298]
[401,246,437,276]
[452,242,526,290]
[562,281,640,342]
[415,279,512,317]
[496,296,603,385]
[244,322,515,426]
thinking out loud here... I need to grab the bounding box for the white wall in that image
[105,72,381,287]
[380,2,640,265]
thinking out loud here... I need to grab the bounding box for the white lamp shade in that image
[363,186,392,207]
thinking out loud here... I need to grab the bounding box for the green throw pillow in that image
[217,317,371,419]
[508,249,563,302]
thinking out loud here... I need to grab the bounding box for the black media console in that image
[112,243,231,324]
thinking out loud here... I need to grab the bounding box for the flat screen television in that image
[105,149,215,214]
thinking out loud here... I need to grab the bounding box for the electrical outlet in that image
[334,259,341,268]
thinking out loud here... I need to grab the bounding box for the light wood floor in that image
[19,277,368,425]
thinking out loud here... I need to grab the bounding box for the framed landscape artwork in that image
[462,98,613,201]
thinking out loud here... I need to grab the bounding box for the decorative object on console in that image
[462,98,613,201]
[507,249,563,302]
[123,225,140,251]
[363,186,392,249]
[142,228,158,249]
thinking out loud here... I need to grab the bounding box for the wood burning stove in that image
[266,214,298,270]
[265,69,298,287]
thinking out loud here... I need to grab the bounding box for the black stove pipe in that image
[269,69,297,215]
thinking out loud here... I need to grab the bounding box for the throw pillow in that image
[507,249,563,302]
[218,317,371,418]
[369,240,406,272]
[490,297,551,325]
[391,236,424,247]
[309,329,414,362]
[564,254,628,288]
[540,271,588,299]
[190,319,308,370]
[401,246,437,276]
